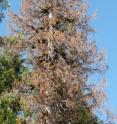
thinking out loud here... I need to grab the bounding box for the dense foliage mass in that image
[0,0,115,124]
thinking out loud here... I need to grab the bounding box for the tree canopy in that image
[0,0,116,124]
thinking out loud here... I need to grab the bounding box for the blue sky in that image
[88,0,117,116]
[0,0,117,123]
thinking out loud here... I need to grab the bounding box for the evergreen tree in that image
[9,0,115,124]
[0,36,28,93]
[0,36,30,124]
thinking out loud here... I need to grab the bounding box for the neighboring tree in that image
[0,36,30,124]
[0,91,30,124]
[0,36,28,94]
[0,92,20,124]
[0,0,9,22]
[8,0,115,124]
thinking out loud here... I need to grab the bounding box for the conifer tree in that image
[0,36,30,123]
[9,0,115,124]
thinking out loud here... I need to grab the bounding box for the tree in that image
[0,91,31,124]
[0,36,30,124]
[0,0,9,22]
[9,0,114,124]
[0,92,20,124]
[0,36,28,94]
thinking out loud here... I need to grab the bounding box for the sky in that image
[0,0,117,123]
[88,0,117,116]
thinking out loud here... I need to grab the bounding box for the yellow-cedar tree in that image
[9,0,115,123]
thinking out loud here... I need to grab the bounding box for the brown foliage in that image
[9,0,113,123]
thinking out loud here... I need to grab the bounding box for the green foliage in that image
[0,37,30,123]
[92,116,104,124]
[0,51,27,94]
[0,92,31,124]
[78,107,91,124]
[77,106,104,124]
[0,92,20,124]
